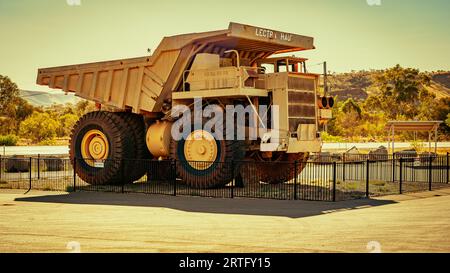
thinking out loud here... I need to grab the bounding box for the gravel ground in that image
[0,188,450,253]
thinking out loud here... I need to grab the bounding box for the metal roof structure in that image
[385,121,442,132]
[385,121,443,154]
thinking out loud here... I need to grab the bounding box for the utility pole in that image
[323,61,328,95]
[323,61,328,132]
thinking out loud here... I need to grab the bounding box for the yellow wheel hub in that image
[184,130,218,170]
[81,129,109,167]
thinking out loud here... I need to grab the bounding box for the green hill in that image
[19,90,81,107]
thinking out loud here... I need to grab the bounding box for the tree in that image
[0,75,19,115]
[371,65,432,119]
[19,112,59,143]
[0,75,35,135]
[15,98,34,122]
[341,98,362,117]
[332,99,363,139]
[430,97,450,136]
[59,113,78,137]
[75,100,96,116]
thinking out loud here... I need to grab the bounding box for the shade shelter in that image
[385,121,442,154]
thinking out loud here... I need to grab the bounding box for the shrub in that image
[19,112,58,143]
[0,134,19,146]
[59,113,78,137]
[39,138,56,146]
[321,132,345,142]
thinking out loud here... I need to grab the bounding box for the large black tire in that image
[69,111,134,185]
[240,152,309,185]
[114,112,151,182]
[170,140,245,188]
[169,124,245,188]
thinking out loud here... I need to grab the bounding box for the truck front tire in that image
[170,129,245,189]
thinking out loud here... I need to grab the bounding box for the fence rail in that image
[0,153,449,202]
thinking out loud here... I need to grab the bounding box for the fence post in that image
[0,155,2,182]
[37,154,40,180]
[342,154,346,181]
[29,157,32,191]
[447,152,449,184]
[294,160,298,200]
[392,153,396,182]
[429,155,432,191]
[366,159,370,198]
[231,160,234,199]
[172,159,177,197]
[73,158,77,192]
[332,161,336,202]
[399,157,403,194]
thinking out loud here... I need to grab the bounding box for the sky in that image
[0,0,449,92]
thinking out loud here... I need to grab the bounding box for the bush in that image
[321,132,345,142]
[410,140,425,153]
[59,113,78,137]
[0,134,19,146]
[39,139,56,146]
[19,112,58,143]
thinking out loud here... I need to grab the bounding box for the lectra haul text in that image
[255,28,293,42]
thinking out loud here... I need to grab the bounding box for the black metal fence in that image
[0,153,449,202]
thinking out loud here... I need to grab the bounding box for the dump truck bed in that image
[37,55,176,113]
[37,23,314,114]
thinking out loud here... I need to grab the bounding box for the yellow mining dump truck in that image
[36,22,333,188]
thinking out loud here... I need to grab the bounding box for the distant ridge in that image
[328,71,450,102]
[19,90,81,107]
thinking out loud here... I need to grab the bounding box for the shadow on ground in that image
[13,191,397,219]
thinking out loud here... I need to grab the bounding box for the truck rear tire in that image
[114,112,150,182]
[69,111,134,185]
[170,129,245,189]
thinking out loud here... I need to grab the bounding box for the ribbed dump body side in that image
[36,51,180,113]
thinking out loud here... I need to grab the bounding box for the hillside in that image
[327,71,450,102]
[19,90,81,107]
[432,72,450,88]
[428,72,450,98]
